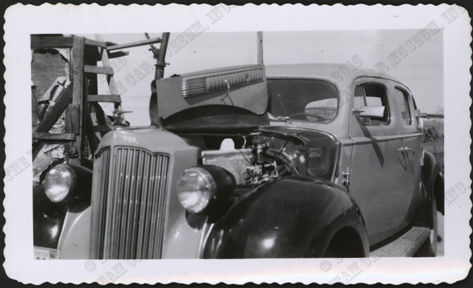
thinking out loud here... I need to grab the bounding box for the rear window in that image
[267,79,339,121]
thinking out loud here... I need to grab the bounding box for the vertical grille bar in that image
[147,156,162,257]
[129,151,145,259]
[153,156,169,258]
[118,149,134,258]
[141,156,157,258]
[135,153,151,258]
[92,147,169,259]
[95,148,110,258]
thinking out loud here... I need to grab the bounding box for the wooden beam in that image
[96,34,122,111]
[33,133,75,141]
[86,105,101,152]
[82,77,101,155]
[31,36,74,48]
[38,76,67,103]
[68,36,85,165]
[91,102,113,127]
[84,65,114,75]
[69,104,80,134]
[107,37,162,51]
[84,38,107,48]
[36,84,73,133]
[87,95,122,103]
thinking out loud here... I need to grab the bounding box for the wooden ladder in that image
[32,35,125,165]
[82,35,126,155]
[32,34,167,165]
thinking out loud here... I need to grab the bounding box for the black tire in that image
[427,194,438,256]
[416,186,438,257]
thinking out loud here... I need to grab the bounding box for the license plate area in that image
[34,247,59,260]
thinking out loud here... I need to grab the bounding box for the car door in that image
[392,85,422,222]
[348,77,413,245]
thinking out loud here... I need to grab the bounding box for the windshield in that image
[267,79,339,122]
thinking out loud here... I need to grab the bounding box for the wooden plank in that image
[31,36,74,48]
[91,102,113,127]
[108,51,129,59]
[107,37,162,51]
[64,104,72,133]
[84,38,107,48]
[84,65,114,75]
[69,36,85,166]
[72,37,84,112]
[83,58,102,146]
[33,133,75,141]
[90,108,102,139]
[31,85,40,127]
[36,84,73,133]
[92,125,112,133]
[95,34,122,111]
[38,76,67,103]
[88,95,122,103]
[69,104,80,134]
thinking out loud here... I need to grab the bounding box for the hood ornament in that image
[112,109,133,126]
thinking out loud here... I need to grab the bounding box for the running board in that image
[369,226,430,257]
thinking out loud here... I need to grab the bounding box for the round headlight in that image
[176,167,217,213]
[43,164,76,203]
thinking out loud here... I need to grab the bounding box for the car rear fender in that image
[422,151,444,214]
[202,176,369,258]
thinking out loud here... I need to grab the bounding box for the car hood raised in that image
[150,64,269,129]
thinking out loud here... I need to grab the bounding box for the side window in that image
[354,83,390,126]
[393,88,412,125]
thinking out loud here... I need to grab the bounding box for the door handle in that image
[397,147,415,154]
[404,147,416,154]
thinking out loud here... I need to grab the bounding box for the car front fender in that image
[33,164,93,250]
[33,184,65,249]
[202,176,369,258]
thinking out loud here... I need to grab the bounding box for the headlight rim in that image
[176,166,217,213]
[43,164,77,203]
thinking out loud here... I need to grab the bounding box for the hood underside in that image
[150,65,269,129]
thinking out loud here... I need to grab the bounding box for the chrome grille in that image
[92,147,170,259]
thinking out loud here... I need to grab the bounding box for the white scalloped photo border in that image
[3,3,472,285]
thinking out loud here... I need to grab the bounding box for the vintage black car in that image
[34,62,443,259]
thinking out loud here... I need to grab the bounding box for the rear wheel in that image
[427,194,438,256]
[416,186,438,257]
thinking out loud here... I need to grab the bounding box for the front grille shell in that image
[91,146,170,259]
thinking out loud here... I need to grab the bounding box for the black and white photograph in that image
[3,3,471,285]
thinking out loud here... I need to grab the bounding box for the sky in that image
[91,31,443,126]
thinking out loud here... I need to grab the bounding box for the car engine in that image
[182,133,307,185]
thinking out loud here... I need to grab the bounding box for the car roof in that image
[265,63,400,84]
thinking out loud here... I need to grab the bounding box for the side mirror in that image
[352,106,385,118]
